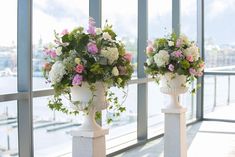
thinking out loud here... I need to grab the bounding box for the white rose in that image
[101,47,119,64]
[49,61,66,84]
[183,44,199,61]
[102,32,112,40]
[96,28,102,35]
[112,66,119,76]
[154,50,170,67]
[168,41,174,47]
[56,47,62,56]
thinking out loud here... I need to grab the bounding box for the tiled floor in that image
[114,121,235,157]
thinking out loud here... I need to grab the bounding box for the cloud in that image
[0,1,17,46]
[181,0,197,16]
[33,0,89,44]
[102,0,137,38]
[207,0,235,19]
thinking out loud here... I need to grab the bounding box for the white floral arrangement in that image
[42,18,134,123]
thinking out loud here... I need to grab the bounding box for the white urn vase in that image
[70,82,108,132]
[160,73,188,109]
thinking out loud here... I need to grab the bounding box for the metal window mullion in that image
[17,0,33,156]
[196,0,204,120]
[89,0,102,27]
[172,0,181,35]
[137,0,148,141]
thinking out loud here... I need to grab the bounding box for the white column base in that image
[162,108,187,157]
[71,129,109,157]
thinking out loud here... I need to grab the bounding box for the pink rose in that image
[196,71,203,77]
[186,55,194,62]
[75,64,84,73]
[123,53,132,62]
[50,50,57,58]
[118,66,126,75]
[43,48,50,55]
[61,29,69,36]
[172,50,183,58]
[146,46,154,54]
[199,62,205,69]
[176,39,182,48]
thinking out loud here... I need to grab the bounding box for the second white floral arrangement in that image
[144,33,204,92]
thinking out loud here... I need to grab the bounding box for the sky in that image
[0,0,235,46]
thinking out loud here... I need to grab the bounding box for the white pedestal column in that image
[162,108,187,157]
[71,129,109,157]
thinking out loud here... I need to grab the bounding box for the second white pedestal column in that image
[162,108,187,157]
[71,129,109,157]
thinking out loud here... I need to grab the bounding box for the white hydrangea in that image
[112,66,119,76]
[56,47,62,56]
[183,44,199,61]
[168,41,174,47]
[96,28,102,35]
[102,32,112,40]
[154,50,170,67]
[180,35,189,45]
[47,42,55,49]
[49,61,66,84]
[101,47,119,64]
[146,58,154,66]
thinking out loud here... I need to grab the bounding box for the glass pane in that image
[147,82,164,138]
[32,0,89,90]
[204,75,235,120]
[180,82,197,120]
[102,0,137,78]
[0,101,18,156]
[205,0,235,70]
[148,0,172,138]
[181,0,197,40]
[204,0,235,120]
[33,96,83,157]
[148,0,172,40]
[0,1,17,94]
[105,84,137,153]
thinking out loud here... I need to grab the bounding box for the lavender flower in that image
[168,64,174,72]
[87,17,96,35]
[72,74,83,86]
[87,42,98,54]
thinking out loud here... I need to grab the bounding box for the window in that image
[0,1,17,94]
[32,0,89,156]
[0,101,18,156]
[204,0,235,120]
[148,0,172,138]
[181,0,197,41]
[102,0,138,150]
[33,0,89,90]
[102,0,137,77]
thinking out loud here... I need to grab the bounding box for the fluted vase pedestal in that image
[70,82,109,157]
[70,122,108,157]
[160,73,188,157]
